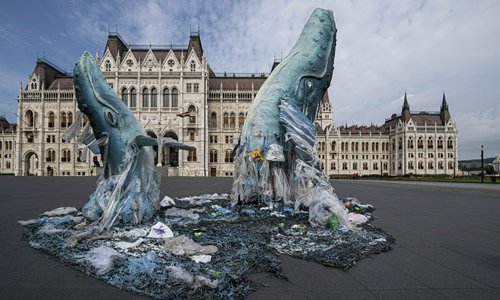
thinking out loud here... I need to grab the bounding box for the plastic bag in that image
[166,265,193,284]
[164,235,218,256]
[147,222,174,239]
[308,186,351,229]
[85,246,125,275]
[265,144,285,161]
[165,207,200,220]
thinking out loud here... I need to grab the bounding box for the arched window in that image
[190,60,196,72]
[437,137,443,149]
[331,162,336,170]
[418,161,424,169]
[61,149,71,162]
[427,137,433,149]
[353,162,358,170]
[331,141,336,151]
[162,88,170,108]
[418,137,423,149]
[223,113,229,129]
[188,105,196,123]
[363,162,368,170]
[210,150,218,163]
[46,149,56,162]
[428,161,434,169]
[447,137,453,149]
[398,138,403,149]
[408,137,414,149]
[105,60,111,71]
[229,113,236,129]
[60,112,67,128]
[373,162,378,170]
[210,112,217,128]
[130,88,137,108]
[67,112,73,127]
[225,150,233,163]
[150,88,157,108]
[171,88,179,107]
[25,110,34,127]
[121,87,128,105]
[142,88,149,108]
[0,141,2,150]
[239,113,245,127]
[351,142,356,152]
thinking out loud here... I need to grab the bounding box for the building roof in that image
[105,32,202,64]
[48,78,74,90]
[0,116,16,133]
[31,58,72,90]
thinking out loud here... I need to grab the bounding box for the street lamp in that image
[481,145,484,183]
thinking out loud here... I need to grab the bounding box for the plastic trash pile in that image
[20,193,393,299]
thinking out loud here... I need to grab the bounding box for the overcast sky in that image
[0,0,499,159]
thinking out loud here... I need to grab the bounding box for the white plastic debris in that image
[85,246,125,275]
[115,238,145,250]
[165,207,200,220]
[164,235,218,256]
[122,228,148,239]
[147,222,174,239]
[160,195,176,207]
[194,275,219,289]
[41,207,77,217]
[166,265,194,284]
[191,254,212,263]
[17,219,37,226]
[265,144,285,161]
[347,212,369,225]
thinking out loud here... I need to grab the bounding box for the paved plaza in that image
[1,176,499,300]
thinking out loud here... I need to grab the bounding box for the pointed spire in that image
[401,91,411,122]
[402,91,410,111]
[440,92,450,124]
[441,92,448,111]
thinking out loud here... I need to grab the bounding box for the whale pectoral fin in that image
[159,137,196,151]
[134,135,196,151]
[279,98,317,165]
[81,132,100,154]
[134,135,158,147]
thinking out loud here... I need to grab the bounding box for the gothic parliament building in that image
[0,32,458,177]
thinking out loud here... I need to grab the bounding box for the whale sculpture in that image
[232,8,351,228]
[68,52,194,230]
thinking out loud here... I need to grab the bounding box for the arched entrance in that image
[146,131,158,165]
[163,131,179,167]
[23,151,39,176]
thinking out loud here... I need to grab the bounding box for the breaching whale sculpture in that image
[232,8,351,228]
[67,52,194,230]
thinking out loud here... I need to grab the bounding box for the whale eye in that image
[105,111,117,126]
[306,79,314,90]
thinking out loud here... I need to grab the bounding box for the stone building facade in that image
[4,32,457,177]
[0,116,16,174]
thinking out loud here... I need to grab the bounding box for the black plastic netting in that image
[22,195,394,299]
